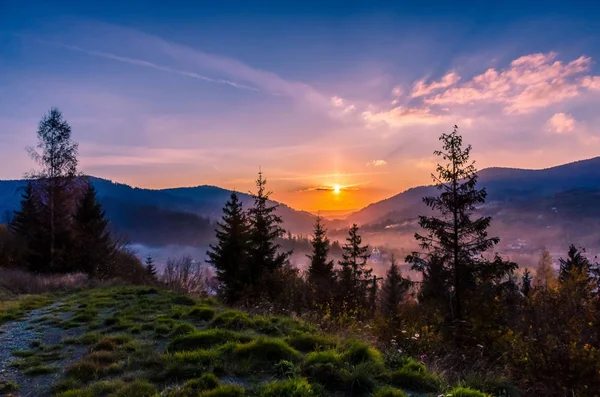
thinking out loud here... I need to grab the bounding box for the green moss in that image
[234,337,301,363]
[168,329,252,352]
[259,378,314,397]
[373,387,408,397]
[200,384,245,397]
[188,305,216,321]
[285,333,336,352]
[446,387,491,397]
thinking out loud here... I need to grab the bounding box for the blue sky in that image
[2,1,600,211]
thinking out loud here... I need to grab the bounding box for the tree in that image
[380,255,411,318]
[337,223,371,313]
[534,247,556,289]
[9,182,45,271]
[406,126,499,323]
[306,215,336,307]
[27,108,81,272]
[206,192,250,303]
[73,182,116,278]
[145,256,157,280]
[521,268,532,298]
[559,245,591,284]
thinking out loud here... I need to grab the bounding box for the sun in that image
[333,184,341,194]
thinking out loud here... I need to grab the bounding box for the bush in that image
[0,268,89,295]
[167,329,252,352]
[259,378,314,397]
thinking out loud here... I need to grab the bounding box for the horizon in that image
[2,1,600,211]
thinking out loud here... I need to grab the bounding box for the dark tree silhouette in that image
[206,192,250,303]
[306,215,336,307]
[337,223,371,313]
[145,256,158,280]
[559,244,591,284]
[9,182,45,272]
[380,255,411,318]
[521,268,532,298]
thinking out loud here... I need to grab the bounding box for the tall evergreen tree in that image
[27,108,80,272]
[206,192,250,303]
[337,223,371,312]
[73,182,115,278]
[306,215,336,307]
[521,268,532,298]
[406,126,499,323]
[380,255,411,318]
[145,256,158,280]
[246,171,290,295]
[9,182,46,272]
[533,247,556,289]
[559,245,591,284]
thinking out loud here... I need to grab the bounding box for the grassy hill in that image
[0,286,491,397]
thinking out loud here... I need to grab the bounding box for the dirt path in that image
[0,301,86,396]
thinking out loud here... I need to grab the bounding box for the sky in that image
[1,1,600,212]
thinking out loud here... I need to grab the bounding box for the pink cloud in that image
[546,113,576,134]
[423,52,598,114]
[411,72,461,97]
[361,106,450,129]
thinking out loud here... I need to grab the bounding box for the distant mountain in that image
[348,157,600,226]
[0,177,318,247]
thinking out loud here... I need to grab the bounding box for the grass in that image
[446,386,491,397]
[0,285,494,396]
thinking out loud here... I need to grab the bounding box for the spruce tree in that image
[145,256,158,280]
[337,223,371,312]
[206,192,250,303]
[306,215,336,307]
[380,255,411,318]
[9,182,45,272]
[246,171,290,297]
[27,108,81,272]
[559,245,591,284]
[73,182,115,278]
[406,126,499,323]
[521,268,532,298]
[533,247,556,289]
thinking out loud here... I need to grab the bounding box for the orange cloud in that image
[411,72,461,97]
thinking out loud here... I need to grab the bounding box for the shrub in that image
[234,337,301,363]
[259,378,314,397]
[446,387,490,397]
[167,329,252,352]
[285,333,336,352]
[373,387,408,397]
[188,306,216,321]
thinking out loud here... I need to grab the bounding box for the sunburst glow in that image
[333,184,341,194]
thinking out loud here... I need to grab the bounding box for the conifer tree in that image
[27,108,80,272]
[337,223,371,312]
[521,268,532,298]
[246,171,290,294]
[73,182,115,278]
[207,192,250,303]
[559,245,591,284]
[145,256,158,280]
[306,215,336,307]
[380,255,411,318]
[406,126,499,323]
[533,247,556,289]
[9,182,45,272]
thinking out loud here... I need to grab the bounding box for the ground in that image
[0,286,489,397]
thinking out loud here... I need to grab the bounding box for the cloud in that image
[361,106,451,129]
[366,159,387,167]
[297,183,364,192]
[422,52,598,114]
[546,113,576,134]
[411,72,461,97]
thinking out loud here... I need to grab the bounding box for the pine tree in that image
[406,126,499,323]
[73,182,115,278]
[337,223,371,313]
[367,274,381,317]
[380,255,411,318]
[145,256,158,280]
[521,268,532,298]
[306,215,336,307]
[246,171,290,298]
[559,245,591,284]
[9,182,46,272]
[27,108,81,273]
[206,192,250,303]
[533,247,556,289]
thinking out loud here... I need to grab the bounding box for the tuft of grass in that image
[188,305,216,321]
[233,337,302,363]
[341,363,379,396]
[285,333,336,352]
[200,384,245,397]
[92,334,131,351]
[166,374,220,396]
[259,378,314,397]
[389,366,441,393]
[12,349,36,358]
[342,341,383,366]
[211,310,253,331]
[168,329,252,352]
[65,332,100,345]
[446,387,491,397]
[0,379,19,393]
[112,380,158,397]
[23,364,58,376]
[65,360,103,382]
[373,387,408,397]
[171,322,198,337]
[304,350,341,366]
[464,375,521,397]
[172,295,197,306]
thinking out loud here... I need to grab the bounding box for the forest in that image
[1,108,599,396]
